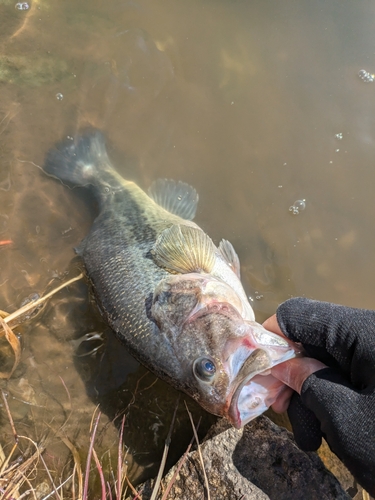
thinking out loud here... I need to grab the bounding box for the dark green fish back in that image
[44,131,188,383]
[81,194,166,360]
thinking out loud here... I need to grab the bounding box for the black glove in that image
[276,297,375,495]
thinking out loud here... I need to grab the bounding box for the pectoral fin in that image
[219,239,241,278]
[153,224,216,274]
[148,179,199,220]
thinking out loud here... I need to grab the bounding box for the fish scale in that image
[83,205,169,346]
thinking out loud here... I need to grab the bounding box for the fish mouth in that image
[225,324,298,429]
[227,348,272,428]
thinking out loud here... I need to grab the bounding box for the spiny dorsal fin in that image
[153,224,215,274]
[219,239,241,278]
[148,179,199,220]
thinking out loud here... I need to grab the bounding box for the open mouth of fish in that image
[224,321,298,429]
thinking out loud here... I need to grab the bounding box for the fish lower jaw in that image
[227,348,297,428]
[227,373,290,428]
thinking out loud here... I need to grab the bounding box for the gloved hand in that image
[263,298,375,495]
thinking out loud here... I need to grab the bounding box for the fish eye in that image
[193,357,216,382]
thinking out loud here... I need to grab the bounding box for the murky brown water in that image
[1,0,375,496]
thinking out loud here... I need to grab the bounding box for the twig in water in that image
[41,474,73,500]
[39,452,62,500]
[184,402,211,500]
[2,272,84,329]
[1,389,18,443]
[150,396,180,500]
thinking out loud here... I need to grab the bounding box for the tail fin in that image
[44,129,113,187]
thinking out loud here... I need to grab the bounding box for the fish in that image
[43,129,299,428]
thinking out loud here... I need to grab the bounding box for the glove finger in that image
[276,297,375,383]
[301,368,375,495]
[287,392,322,451]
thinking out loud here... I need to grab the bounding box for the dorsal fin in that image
[153,224,215,274]
[219,239,241,278]
[148,179,199,220]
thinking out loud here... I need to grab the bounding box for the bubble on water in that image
[335,133,343,140]
[289,199,306,215]
[255,294,264,300]
[15,2,29,10]
[358,69,374,83]
[335,149,340,153]
[56,93,64,101]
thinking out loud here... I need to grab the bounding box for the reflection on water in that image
[1,0,375,495]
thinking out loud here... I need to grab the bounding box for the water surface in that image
[1,0,375,496]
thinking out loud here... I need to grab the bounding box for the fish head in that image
[151,273,299,428]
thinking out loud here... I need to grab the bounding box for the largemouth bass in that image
[44,130,298,428]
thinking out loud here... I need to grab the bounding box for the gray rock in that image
[231,416,350,500]
[134,416,350,500]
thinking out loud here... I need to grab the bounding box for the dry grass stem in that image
[116,415,126,500]
[35,443,61,500]
[125,476,139,498]
[2,272,84,329]
[150,397,180,500]
[41,474,73,500]
[107,482,113,500]
[0,273,84,380]
[83,411,101,500]
[1,435,44,500]
[0,316,21,378]
[1,390,18,444]
[92,448,106,500]
[184,402,210,500]
[59,435,83,499]
[161,417,201,500]
[0,442,6,469]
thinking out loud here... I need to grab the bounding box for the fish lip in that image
[227,348,272,428]
[226,342,298,428]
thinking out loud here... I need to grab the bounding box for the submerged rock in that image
[134,416,350,500]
